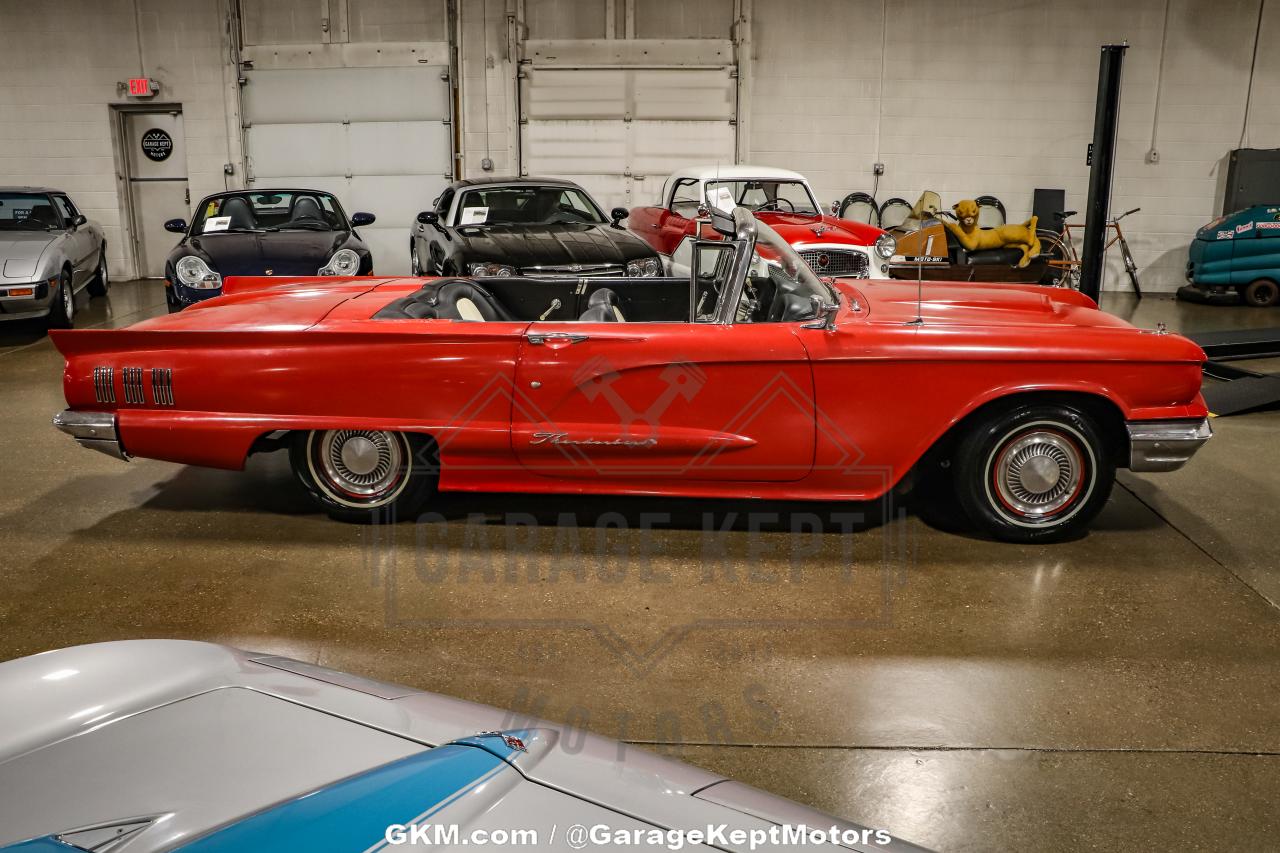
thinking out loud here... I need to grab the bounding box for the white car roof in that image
[668,164,810,184]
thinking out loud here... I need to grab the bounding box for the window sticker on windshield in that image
[204,215,231,233]
[459,206,488,225]
[709,186,736,213]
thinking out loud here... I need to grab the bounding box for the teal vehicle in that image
[1179,204,1280,307]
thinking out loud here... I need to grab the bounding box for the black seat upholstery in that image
[373,279,516,321]
[290,196,325,224]
[221,197,255,230]
[578,288,623,322]
[26,205,59,228]
[967,247,1026,266]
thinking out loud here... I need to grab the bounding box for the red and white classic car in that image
[51,207,1210,543]
[627,165,895,279]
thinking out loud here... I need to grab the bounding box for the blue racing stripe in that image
[174,744,507,852]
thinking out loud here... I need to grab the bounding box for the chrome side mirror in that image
[802,294,839,331]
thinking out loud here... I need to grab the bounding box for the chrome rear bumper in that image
[1127,418,1212,472]
[53,410,129,460]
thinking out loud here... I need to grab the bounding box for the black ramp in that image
[1202,374,1280,416]
[1187,328,1280,361]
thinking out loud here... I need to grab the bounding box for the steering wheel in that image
[756,198,795,213]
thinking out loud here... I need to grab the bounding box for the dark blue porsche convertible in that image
[162,189,376,311]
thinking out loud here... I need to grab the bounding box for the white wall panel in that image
[746,0,1280,292]
[241,0,329,45]
[242,67,450,123]
[521,66,737,209]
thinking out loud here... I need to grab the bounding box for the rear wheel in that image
[951,404,1115,543]
[290,429,437,523]
[46,269,75,329]
[88,244,110,296]
[1242,278,1279,308]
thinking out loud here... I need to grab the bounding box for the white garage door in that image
[520,66,737,211]
[242,65,451,275]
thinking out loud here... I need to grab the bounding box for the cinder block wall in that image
[0,0,240,280]
[2,0,1277,290]
[748,0,1280,290]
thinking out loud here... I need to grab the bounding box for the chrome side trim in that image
[1127,418,1212,472]
[93,366,115,404]
[151,367,174,406]
[52,410,129,461]
[122,366,145,404]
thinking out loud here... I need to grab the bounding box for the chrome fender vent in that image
[151,368,174,406]
[122,367,145,404]
[93,366,115,404]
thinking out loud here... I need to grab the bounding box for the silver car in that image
[0,641,929,852]
[0,187,108,327]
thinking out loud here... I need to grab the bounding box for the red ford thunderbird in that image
[52,207,1210,542]
[627,165,895,280]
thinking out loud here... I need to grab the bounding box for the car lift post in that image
[1080,44,1128,302]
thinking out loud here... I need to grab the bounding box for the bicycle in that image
[1038,207,1142,297]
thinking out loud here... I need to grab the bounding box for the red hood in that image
[835,279,1207,362]
[756,212,886,246]
[845,279,1124,328]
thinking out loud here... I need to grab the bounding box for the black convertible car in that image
[162,189,375,311]
[410,177,661,278]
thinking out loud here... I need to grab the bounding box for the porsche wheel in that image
[410,242,423,276]
[290,429,436,523]
[951,404,1115,543]
[88,244,110,296]
[46,269,75,329]
[1242,278,1279,308]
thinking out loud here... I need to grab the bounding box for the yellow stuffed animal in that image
[943,199,1042,268]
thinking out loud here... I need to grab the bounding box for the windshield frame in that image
[189,191,350,236]
[452,184,607,227]
[704,179,821,217]
[709,208,837,326]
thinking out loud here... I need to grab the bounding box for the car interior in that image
[199,194,343,232]
[374,261,823,325]
[455,187,603,226]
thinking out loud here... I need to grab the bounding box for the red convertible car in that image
[628,165,896,280]
[51,208,1210,543]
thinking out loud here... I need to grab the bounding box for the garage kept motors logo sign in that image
[140,128,173,162]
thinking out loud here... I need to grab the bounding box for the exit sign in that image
[128,78,156,97]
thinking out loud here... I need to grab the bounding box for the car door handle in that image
[526,333,588,348]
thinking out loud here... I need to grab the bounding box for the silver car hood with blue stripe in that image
[0,641,926,853]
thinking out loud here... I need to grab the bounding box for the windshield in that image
[706,180,820,216]
[0,193,60,231]
[751,219,835,305]
[456,186,605,226]
[191,192,348,234]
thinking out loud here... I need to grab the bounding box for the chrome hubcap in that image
[993,429,1083,519]
[62,280,73,316]
[315,430,406,502]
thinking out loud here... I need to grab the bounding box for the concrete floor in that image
[2,281,1279,852]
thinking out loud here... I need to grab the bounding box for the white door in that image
[123,111,188,278]
[241,66,452,275]
[520,67,737,212]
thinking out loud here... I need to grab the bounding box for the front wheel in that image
[88,244,110,296]
[410,241,423,276]
[1242,278,1279,308]
[290,429,437,523]
[46,269,75,329]
[950,404,1115,543]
